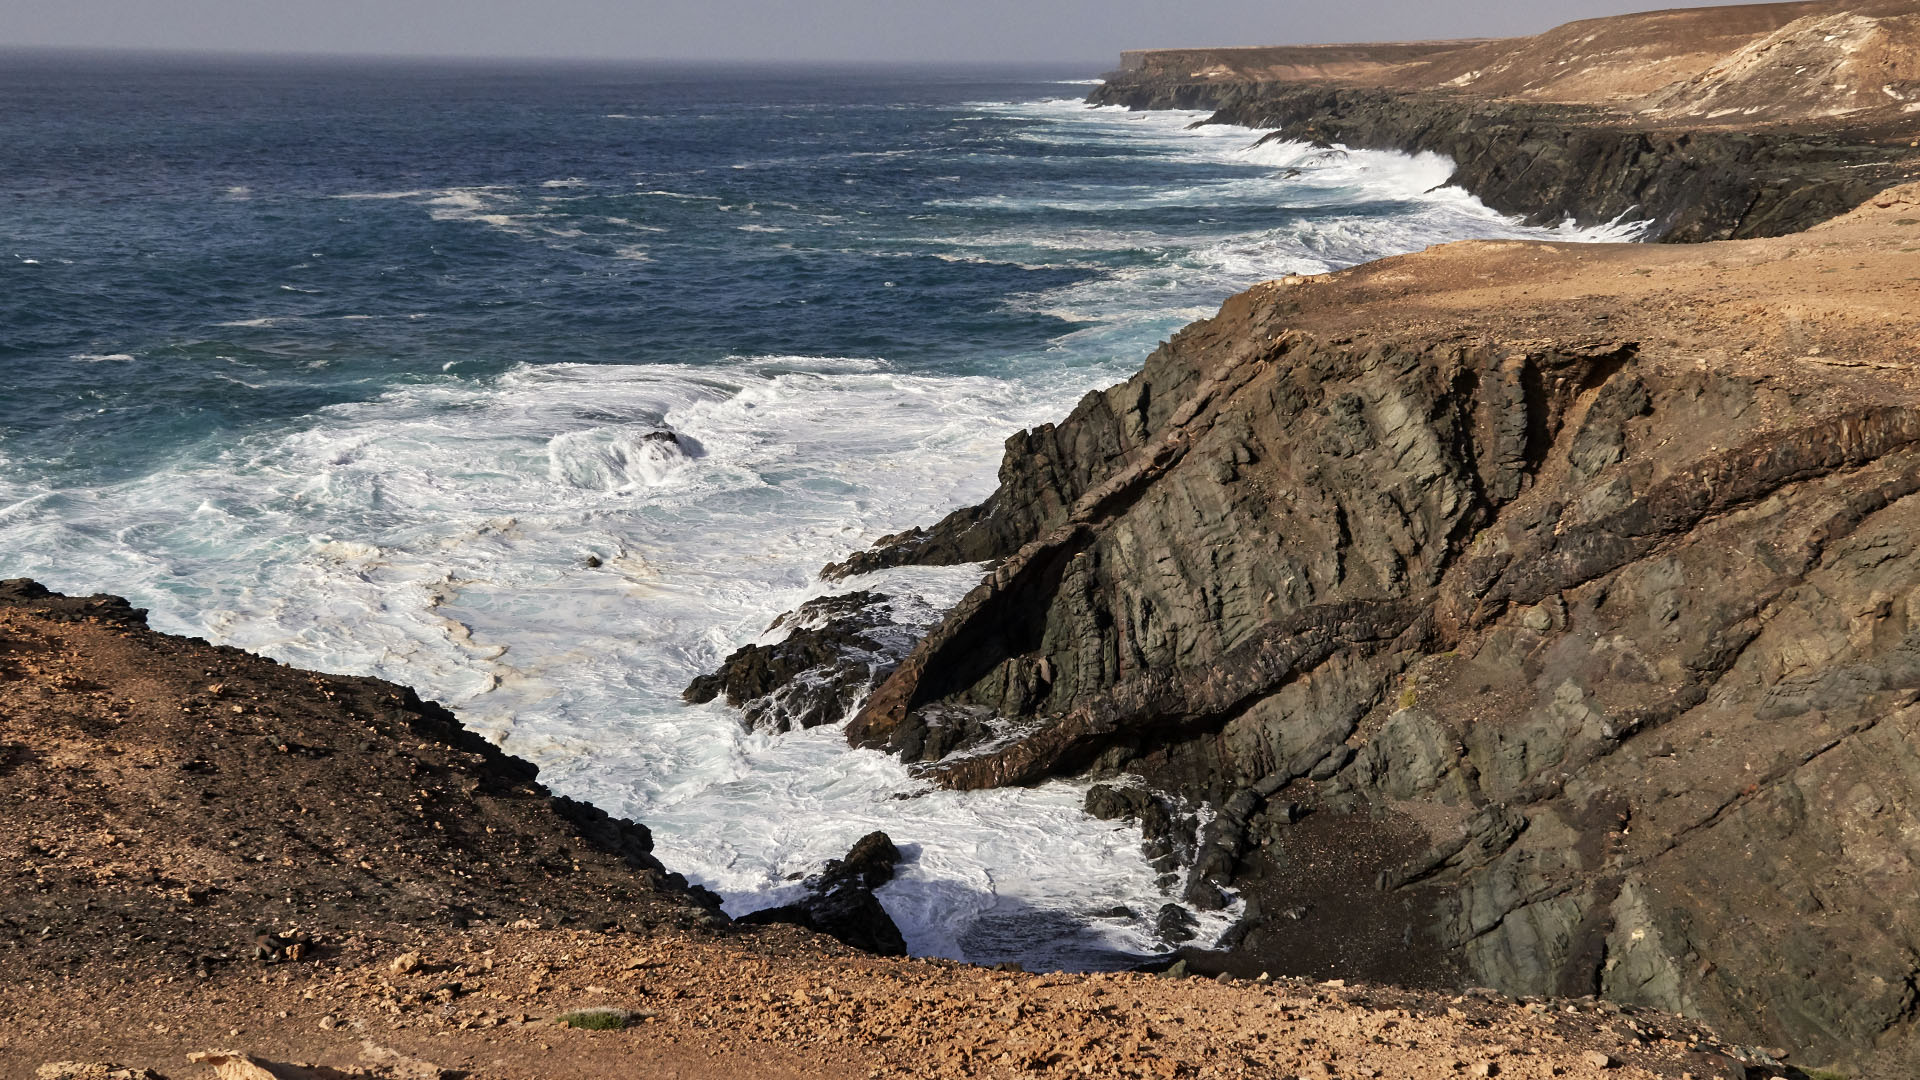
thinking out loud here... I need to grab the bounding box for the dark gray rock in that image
[735,831,906,956]
[683,592,907,733]
[814,282,1920,1073]
[1155,905,1199,944]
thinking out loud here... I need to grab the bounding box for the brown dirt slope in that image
[1116,1,1920,127]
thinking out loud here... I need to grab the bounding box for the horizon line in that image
[0,42,1121,71]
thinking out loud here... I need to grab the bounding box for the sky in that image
[3,0,1776,64]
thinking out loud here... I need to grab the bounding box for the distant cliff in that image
[1089,2,1920,242]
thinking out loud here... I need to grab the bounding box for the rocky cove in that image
[691,4,1920,1075]
[11,4,1920,1078]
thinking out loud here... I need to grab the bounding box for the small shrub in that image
[557,1007,635,1030]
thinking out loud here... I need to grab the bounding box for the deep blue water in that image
[0,52,1627,966]
[4,58,1097,482]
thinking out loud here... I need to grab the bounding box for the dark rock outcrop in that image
[802,188,1920,1074]
[684,591,907,732]
[736,831,907,956]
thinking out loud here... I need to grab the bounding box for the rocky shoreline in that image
[705,12,1920,1068]
[798,183,1920,1074]
[15,5,1920,1077]
[1086,79,1918,242]
[1,580,1739,1079]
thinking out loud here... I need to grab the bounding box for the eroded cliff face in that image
[821,187,1920,1071]
[1084,80,1919,242]
[1087,2,1920,244]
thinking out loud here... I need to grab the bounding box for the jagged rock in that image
[1084,782,1151,821]
[36,1066,166,1080]
[813,181,1920,1073]
[736,831,906,956]
[683,592,909,732]
[1086,17,1920,244]
[1155,904,1200,944]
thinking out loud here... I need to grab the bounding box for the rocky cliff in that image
[1088,2,1920,243]
[785,180,1920,1075]
[1087,79,1916,242]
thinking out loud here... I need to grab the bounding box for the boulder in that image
[736,831,906,956]
[684,592,906,732]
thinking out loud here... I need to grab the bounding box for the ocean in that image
[0,53,1642,968]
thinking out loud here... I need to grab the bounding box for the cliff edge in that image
[1090,1,1920,242]
[809,172,1920,1075]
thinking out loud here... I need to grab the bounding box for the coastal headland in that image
[1091,1,1920,241]
[713,2,1920,1075]
[11,1,1920,1077]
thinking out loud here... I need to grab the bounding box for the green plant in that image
[557,1007,635,1030]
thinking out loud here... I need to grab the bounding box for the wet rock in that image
[1155,904,1199,944]
[735,831,906,956]
[683,592,913,733]
[1183,877,1227,912]
[1084,782,1152,821]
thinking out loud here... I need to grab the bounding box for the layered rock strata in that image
[805,185,1920,1073]
[7,582,1757,1079]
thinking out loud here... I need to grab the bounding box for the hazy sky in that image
[6,0,1771,64]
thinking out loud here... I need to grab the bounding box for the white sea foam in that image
[943,99,1646,350]
[0,353,1207,967]
[0,93,1651,970]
